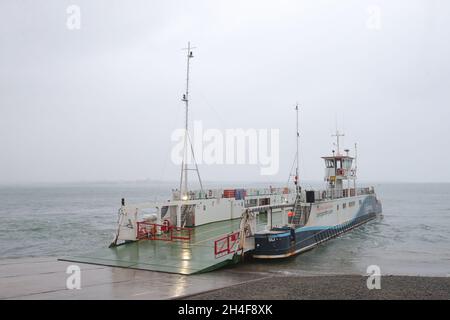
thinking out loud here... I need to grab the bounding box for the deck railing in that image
[172,187,295,201]
[171,186,373,202]
[311,187,374,202]
[214,231,241,259]
[136,222,192,242]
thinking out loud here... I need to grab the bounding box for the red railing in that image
[136,222,192,242]
[214,231,240,259]
[171,226,192,241]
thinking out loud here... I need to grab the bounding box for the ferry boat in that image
[252,138,383,258]
[109,43,382,265]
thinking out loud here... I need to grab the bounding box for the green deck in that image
[60,212,282,275]
[60,219,242,275]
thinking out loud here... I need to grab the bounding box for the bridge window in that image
[343,159,353,169]
[325,160,335,168]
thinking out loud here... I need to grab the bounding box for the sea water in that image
[0,182,449,276]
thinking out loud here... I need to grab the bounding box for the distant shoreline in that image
[2,180,450,188]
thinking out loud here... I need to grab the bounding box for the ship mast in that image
[332,129,345,156]
[179,41,203,199]
[353,142,358,189]
[295,103,300,194]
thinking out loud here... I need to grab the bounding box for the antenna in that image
[332,130,345,156]
[295,103,300,194]
[354,142,358,189]
[179,41,203,200]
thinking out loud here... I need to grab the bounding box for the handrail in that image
[309,187,375,202]
[136,222,192,242]
[172,187,296,201]
[214,231,240,259]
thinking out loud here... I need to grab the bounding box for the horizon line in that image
[1,179,450,186]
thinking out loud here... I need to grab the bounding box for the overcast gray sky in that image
[1,0,449,184]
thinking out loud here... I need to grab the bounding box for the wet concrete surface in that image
[3,257,448,300]
[0,257,267,300]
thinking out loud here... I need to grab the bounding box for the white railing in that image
[309,187,374,202]
[172,186,373,202]
[172,187,295,201]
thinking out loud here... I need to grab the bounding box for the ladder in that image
[290,194,308,226]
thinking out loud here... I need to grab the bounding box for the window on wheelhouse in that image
[325,159,335,168]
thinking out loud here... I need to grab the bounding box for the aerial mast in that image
[332,130,345,156]
[353,142,358,189]
[179,42,203,200]
[295,103,300,194]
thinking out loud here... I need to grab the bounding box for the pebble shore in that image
[183,275,450,300]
